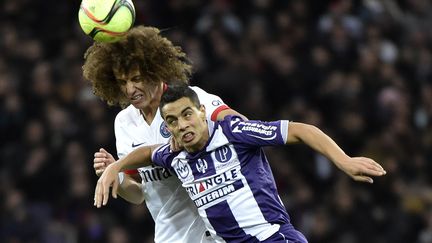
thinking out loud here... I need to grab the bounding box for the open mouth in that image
[131,94,143,101]
[182,132,195,143]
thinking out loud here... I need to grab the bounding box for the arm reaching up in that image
[93,148,144,204]
[286,122,386,183]
[94,145,159,208]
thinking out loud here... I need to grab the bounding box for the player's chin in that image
[131,100,148,110]
[182,137,199,151]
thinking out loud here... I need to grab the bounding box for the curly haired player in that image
[83,26,244,243]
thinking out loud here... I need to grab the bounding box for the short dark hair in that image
[159,83,200,115]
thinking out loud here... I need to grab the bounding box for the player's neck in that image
[140,83,164,124]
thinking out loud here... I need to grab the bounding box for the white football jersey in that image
[114,86,228,243]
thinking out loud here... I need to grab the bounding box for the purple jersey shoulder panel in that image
[152,144,174,168]
[219,115,287,148]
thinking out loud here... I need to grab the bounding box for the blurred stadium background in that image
[1,0,432,242]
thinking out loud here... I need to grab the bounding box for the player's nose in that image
[124,81,136,96]
[178,118,189,130]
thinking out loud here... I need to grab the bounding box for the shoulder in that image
[190,86,226,111]
[189,86,208,96]
[218,115,243,126]
[189,86,217,98]
[152,144,181,167]
[214,115,244,135]
[153,144,171,156]
[189,86,205,92]
[114,105,140,126]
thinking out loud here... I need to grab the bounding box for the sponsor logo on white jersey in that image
[139,165,173,182]
[131,141,146,148]
[186,166,244,208]
[185,167,240,197]
[193,182,242,207]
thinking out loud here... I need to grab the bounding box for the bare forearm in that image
[100,146,155,204]
[286,122,386,183]
[117,175,144,204]
[117,145,158,171]
[288,123,348,167]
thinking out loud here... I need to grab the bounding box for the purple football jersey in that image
[152,116,307,243]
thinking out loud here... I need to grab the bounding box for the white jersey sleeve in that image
[114,105,151,160]
[114,113,131,160]
[191,86,229,121]
[114,106,144,174]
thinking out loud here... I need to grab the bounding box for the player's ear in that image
[160,109,166,120]
[199,105,206,121]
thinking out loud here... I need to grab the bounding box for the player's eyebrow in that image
[165,107,193,120]
[116,75,141,83]
[181,107,193,114]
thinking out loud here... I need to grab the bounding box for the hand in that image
[94,162,121,208]
[338,157,386,183]
[94,148,115,176]
[169,136,183,152]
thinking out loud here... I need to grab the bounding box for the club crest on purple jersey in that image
[196,158,209,173]
[214,145,232,163]
[175,159,190,179]
[160,121,171,138]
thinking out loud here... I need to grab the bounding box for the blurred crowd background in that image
[1,0,432,242]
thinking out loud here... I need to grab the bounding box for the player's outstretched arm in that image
[94,148,145,205]
[286,122,386,183]
[94,145,158,208]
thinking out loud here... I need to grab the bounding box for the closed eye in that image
[131,76,144,83]
[116,79,126,85]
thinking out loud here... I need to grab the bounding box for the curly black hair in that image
[82,26,192,107]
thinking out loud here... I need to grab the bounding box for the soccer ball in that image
[78,0,135,42]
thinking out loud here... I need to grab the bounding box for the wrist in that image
[332,153,350,167]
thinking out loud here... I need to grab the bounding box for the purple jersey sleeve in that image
[151,144,174,169]
[220,116,288,147]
